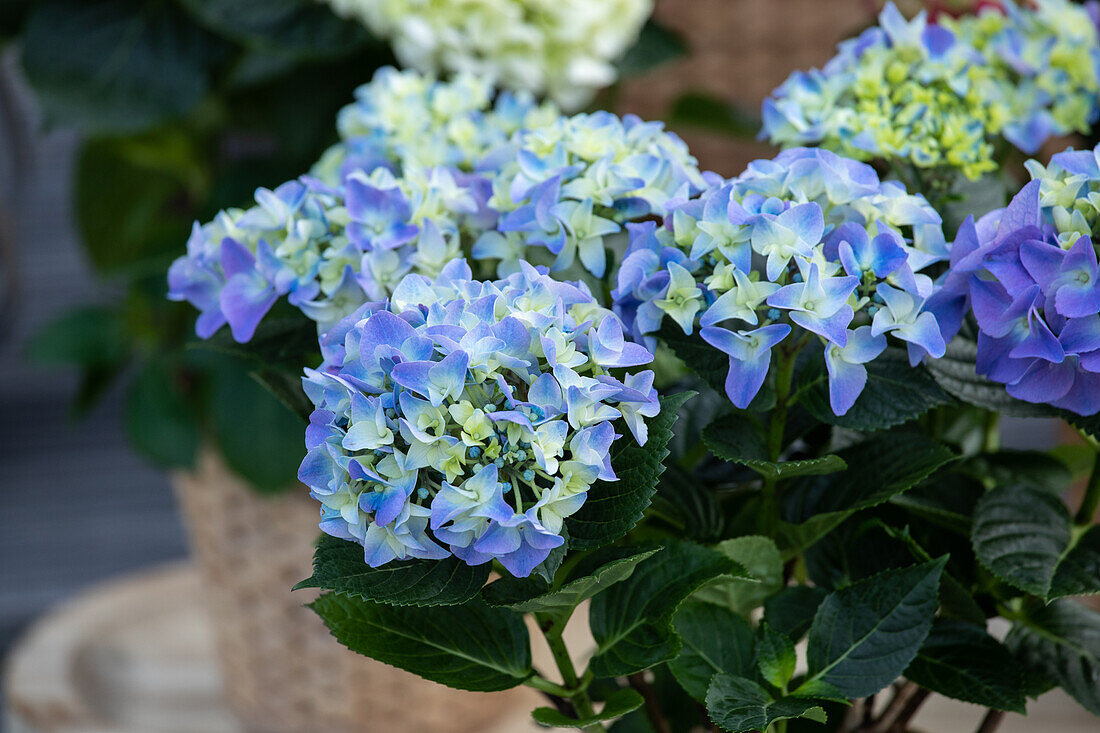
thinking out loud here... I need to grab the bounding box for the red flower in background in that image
[925,1,1008,20]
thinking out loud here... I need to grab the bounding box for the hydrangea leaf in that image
[589,541,745,678]
[706,675,828,733]
[756,624,797,691]
[481,547,659,617]
[797,559,946,699]
[652,465,725,542]
[962,450,1071,494]
[796,348,953,430]
[657,324,730,395]
[21,0,218,134]
[295,535,489,607]
[566,391,695,550]
[926,338,1056,417]
[972,484,1100,601]
[904,620,1026,713]
[124,359,200,468]
[308,593,532,692]
[693,536,782,615]
[532,688,644,729]
[783,434,956,522]
[668,600,757,702]
[1005,599,1100,715]
[617,20,687,77]
[702,414,847,480]
[763,586,828,642]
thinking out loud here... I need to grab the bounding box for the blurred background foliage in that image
[2,0,687,492]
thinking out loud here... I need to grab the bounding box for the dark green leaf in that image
[795,349,953,430]
[589,541,743,678]
[890,472,983,536]
[482,547,659,617]
[179,0,371,60]
[1005,599,1100,714]
[207,356,305,492]
[926,339,1056,417]
[668,93,761,139]
[124,359,199,468]
[617,20,687,76]
[566,392,694,549]
[703,413,846,481]
[694,536,782,615]
[763,586,828,642]
[972,484,1100,600]
[798,559,946,699]
[533,688,644,729]
[74,136,195,273]
[905,619,1026,713]
[310,593,531,692]
[669,600,757,701]
[706,675,828,733]
[657,324,728,396]
[21,0,219,134]
[295,535,488,606]
[757,624,796,691]
[782,434,957,523]
[962,451,1071,493]
[26,306,129,367]
[653,465,725,542]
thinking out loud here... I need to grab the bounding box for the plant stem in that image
[1074,447,1100,526]
[982,410,1000,453]
[975,710,1005,733]
[762,350,796,536]
[541,621,603,732]
[627,673,672,733]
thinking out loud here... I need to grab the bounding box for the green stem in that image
[542,621,604,732]
[982,410,1000,453]
[762,350,797,536]
[1075,447,1100,526]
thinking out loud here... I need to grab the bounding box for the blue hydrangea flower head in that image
[927,142,1100,415]
[297,259,659,577]
[613,147,948,415]
[762,1,1100,180]
[473,111,709,278]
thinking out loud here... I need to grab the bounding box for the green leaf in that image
[926,338,1056,417]
[657,324,729,395]
[207,356,305,492]
[795,349,953,430]
[482,547,658,617]
[763,586,828,642]
[26,306,129,367]
[74,136,195,273]
[309,593,531,692]
[890,472,983,536]
[179,0,371,60]
[21,0,219,134]
[124,359,199,468]
[1005,599,1100,714]
[702,414,846,480]
[798,559,946,699]
[566,392,694,549]
[962,451,1071,493]
[972,484,1100,600]
[706,675,828,733]
[782,434,957,523]
[757,624,796,691]
[617,20,687,76]
[669,600,757,701]
[532,688,644,729]
[668,93,761,139]
[295,535,488,606]
[904,619,1026,713]
[694,536,782,615]
[589,541,743,678]
[653,465,725,542]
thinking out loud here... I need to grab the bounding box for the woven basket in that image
[173,450,525,733]
[619,0,868,176]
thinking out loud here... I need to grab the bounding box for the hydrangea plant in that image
[319,0,654,109]
[160,44,1100,733]
[762,1,1100,184]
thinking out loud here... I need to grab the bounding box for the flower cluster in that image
[475,111,708,278]
[927,144,1100,415]
[319,0,653,110]
[613,147,949,415]
[314,66,560,185]
[297,260,659,576]
[762,1,1100,181]
[168,165,487,341]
